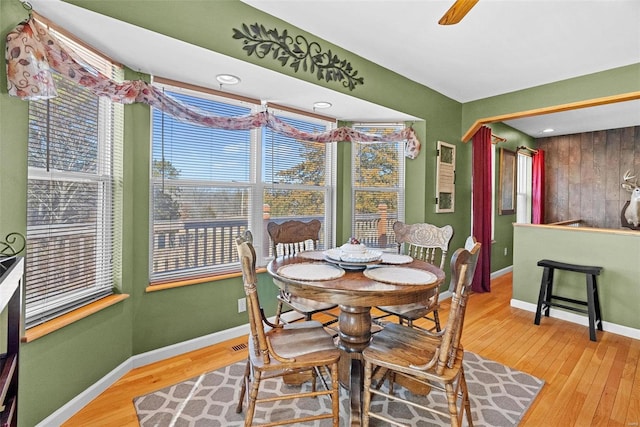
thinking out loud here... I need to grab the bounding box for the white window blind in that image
[263,111,335,257]
[351,123,405,250]
[150,86,335,283]
[26,32,123,328]
[516,153,533,224]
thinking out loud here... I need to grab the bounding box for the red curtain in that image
[532,149,546,224]
[471,126,492,293]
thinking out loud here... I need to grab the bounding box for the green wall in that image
[1,0,637,424]
[513,225,640,330]
[2,1,468,424]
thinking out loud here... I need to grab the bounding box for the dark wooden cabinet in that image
[0,257,23,427]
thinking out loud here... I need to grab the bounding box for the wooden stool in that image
[534,259,603,342]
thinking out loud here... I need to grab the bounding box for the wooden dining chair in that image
[374,221,454,332]
[268,220,339,327]
[234,230,341,427]
[362,240,481,427]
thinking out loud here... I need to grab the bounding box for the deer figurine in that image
[621,170,640,228]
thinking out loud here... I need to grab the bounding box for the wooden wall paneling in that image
[604,129,622,228]
[568,134,582,221]
[557,135,570,221]
[620,127,637,223]
[592,131,607,228]
[579,132,594,226]
[635,126,640,174]
[536,126,640,228]
[546,136,558,222]
[541,137,557,223]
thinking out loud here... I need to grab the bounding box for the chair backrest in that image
[393,221,454,269]
[436,239,481,375]
[235,230,272,365]
[447,235,481,293]
[267,219,321,257]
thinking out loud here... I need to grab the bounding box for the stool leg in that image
[586,274,598,342]
[535,267,553,325]
[543,268,554,317]
[592,276,603,331]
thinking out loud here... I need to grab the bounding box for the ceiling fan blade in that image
[438,0,479,25]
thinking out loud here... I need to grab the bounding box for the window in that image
[435,140,456,213]
[351,123,405,249]
[150,85,335,283]
[491,144,496,239]
[262,113,336,256]
[26,35,123,328]
[516,152,533,223]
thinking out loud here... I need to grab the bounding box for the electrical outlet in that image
[504,247,508,256]
[237,297,246,313]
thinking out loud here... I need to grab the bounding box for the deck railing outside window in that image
[151,214,398,278]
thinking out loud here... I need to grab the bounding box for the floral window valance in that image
[5,17,421,159]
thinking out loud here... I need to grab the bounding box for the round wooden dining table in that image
[266,251,445,426]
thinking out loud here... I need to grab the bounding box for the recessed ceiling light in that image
[313,101,332,109]
[216,74,240,85]
[542,128,555,133]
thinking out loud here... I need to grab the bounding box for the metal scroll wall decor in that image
[232,23,364,91]
[0,232,26,272]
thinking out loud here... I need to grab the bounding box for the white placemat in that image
[296,251,326,261]
[381,253,413,264]
[363,267,437,285]
[277,263,345,281]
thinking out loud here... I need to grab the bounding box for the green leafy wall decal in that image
[232,23,364,91]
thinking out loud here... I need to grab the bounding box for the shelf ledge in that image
[23,294,130,342]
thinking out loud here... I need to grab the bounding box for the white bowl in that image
[340,243,367,254]
[340,250,383,263]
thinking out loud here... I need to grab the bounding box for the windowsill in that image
[23,294,130,343]
[145,267,267,292]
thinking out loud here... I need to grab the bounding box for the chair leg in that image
[274,299,284,324]
[460,369,473,426]
[445,382,460,427]
[235,358,250,414]
[330,361,340,427]
[433,309,442,332]
[311,366,317,393]
[244,370,261,427]
[362,361,373,427]
[315,366,330,391]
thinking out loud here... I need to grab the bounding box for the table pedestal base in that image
[336,305,372,426]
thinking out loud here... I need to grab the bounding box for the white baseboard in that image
[510,298,640,340]
[36,311,301,427]
[439,265,513,302]
[491,265,513,279]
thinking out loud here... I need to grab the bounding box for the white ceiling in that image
[24,0,640,138]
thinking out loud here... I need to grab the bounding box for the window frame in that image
[149,84,336,284]
[350,123,406,250]
[25,48,123,328]
[516,152,533,224]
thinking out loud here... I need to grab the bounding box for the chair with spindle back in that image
[362,239,481,427]
[268,220,339,327]
[234,231,341,427]
[374,221,454,331]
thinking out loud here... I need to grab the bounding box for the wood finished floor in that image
[63,272,640,426]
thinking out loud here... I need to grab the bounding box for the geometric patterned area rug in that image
[134,351,544,426]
